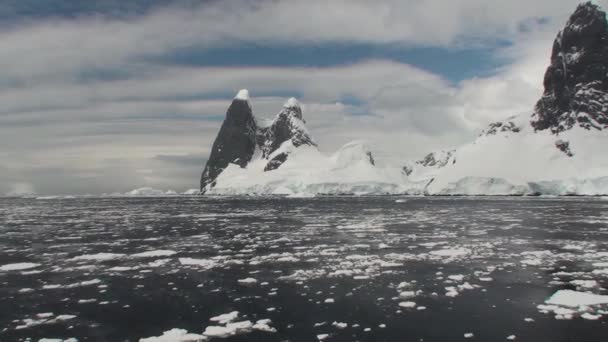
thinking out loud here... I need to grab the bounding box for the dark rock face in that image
[200,98,257,193]
[264,153,289,172]
[482,120,521,136]
[555,139,574,157]
[531,2,608,133]
[402,165,413,176]
[416,150,455,168]
[366,151,375,166]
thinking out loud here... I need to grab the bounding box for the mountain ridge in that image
[199,2,608,196]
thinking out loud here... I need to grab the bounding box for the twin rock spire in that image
[200,91,316,192]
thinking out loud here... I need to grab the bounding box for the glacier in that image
[208,140,426,196]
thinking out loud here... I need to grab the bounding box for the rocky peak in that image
[200,90,258,193]
[531,2,608,133]
[282,97,303,120]
[258,97,316,161]
[200,93,319,191]
[481,118,521,136]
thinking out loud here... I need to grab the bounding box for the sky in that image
[0,0,605,195]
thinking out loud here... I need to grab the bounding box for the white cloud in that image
[0,0,596,85]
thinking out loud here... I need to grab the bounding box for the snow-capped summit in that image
[283,97,301,110]
[531,2,608,133]
[234,89,250,101]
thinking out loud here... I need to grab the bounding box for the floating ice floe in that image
[445,287,460,297]
[42,279,101,290]
[0,262,40,271]
[139,328,206,342]
[429,248,470,258]
[148,259,171,267]
[178,258,217,270]
[398,301,416,308]
[399,291,417,299]
[332,321,348,329]
[15,314,76,330]
[448,274,465,282]
[546,290,608,307]
[237,277,258,285]
[317,334,330,341]
[132,250,177,258]
[538,290,608,320]
[209,311,239,324]
[71,253,126,261]
[252,319,277,332]
[204,319,276,338]
[108,266,136,272]
[570,279,599,289]
[141,315,276,341]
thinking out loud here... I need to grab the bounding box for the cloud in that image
[0,0,595,85]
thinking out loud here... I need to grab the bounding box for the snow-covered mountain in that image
[200,2,608,196]
[200,93,413,195]
[417,2,608,195]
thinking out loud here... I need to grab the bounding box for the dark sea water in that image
[1,196,608,342]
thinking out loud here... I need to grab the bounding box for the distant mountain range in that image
[199,2,608,196]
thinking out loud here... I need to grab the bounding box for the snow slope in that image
[424,115,608,195]
[208,140,422,195]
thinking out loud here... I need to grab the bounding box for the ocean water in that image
[1,196,608,341]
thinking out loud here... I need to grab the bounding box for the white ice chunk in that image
[430,248,470,257]
[132,250,177,258]
[209,311,239,324]
[139,328,206,342]
[179,258,216,270]
[546,290,608,307]
[0,262,40,271]
[237,278,258,285]
[398,301,416,308]
[71,253,126,261]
